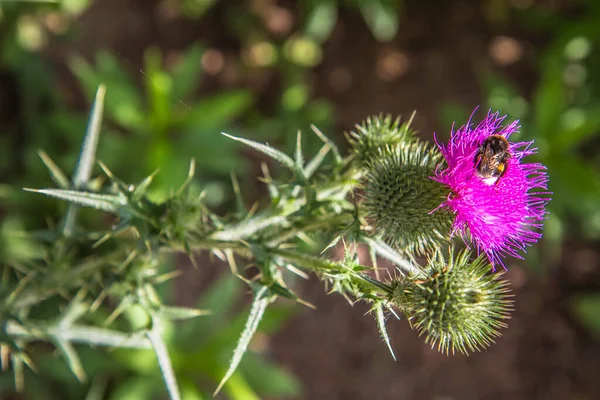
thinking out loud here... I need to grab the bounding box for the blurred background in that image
[1,0,600,399]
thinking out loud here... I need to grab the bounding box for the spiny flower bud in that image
[160,190,207,244]
[347,114,416,167]
[363,140,452,255]
[391,248,512,354]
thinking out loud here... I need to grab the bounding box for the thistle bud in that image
[160,190,206,244]
[347,114,416,167]
[391,248,512,354]
[363,140,452,255]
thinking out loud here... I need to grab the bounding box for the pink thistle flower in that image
[432,110,551,268]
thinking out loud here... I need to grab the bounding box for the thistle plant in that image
[1,86,550,399]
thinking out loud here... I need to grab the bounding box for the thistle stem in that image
[271,249,390,296]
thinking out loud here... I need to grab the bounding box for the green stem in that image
[271,249,390,296]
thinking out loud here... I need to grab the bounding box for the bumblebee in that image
[474,134,511,185]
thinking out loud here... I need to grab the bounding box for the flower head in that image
[391,247,512,354]
[432,110,551,268]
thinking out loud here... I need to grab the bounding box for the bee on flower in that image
[432,109,551,268]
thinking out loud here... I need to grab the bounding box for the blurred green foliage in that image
[70,47,253,202]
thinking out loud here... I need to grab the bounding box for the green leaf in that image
[221,133,296,171]
[6,321,151,349]
[147,321,181,400]
[294,130,304,169]
[108,376,158,400]
[210,214,288,241]
[23,189,126,213]
[73,84,106,188]
[178,376,206,400]
[533,53,565,136]
[85,375,109,400]
[38,150,70,189]
[171,45,204,103]
[69,52,145,131]
[145,48,172,138]
[221,373,261,400]
[310,123,342,165]
[182,90,252,129]
[53,339,87,382]
[157,305,210,321]
[230,172,246,216]
[239,353,303,398]
[304,142,331,178]
[176,273,243,346]
[63,84,107,235]
[214,286,271,395]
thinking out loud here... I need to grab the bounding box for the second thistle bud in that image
[391,248,512,354]
[362,140,452,255]
[347,114,416,167]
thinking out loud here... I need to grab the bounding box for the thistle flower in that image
[432,110,550,267]
[391,248,512,354]
[363,141,453,255]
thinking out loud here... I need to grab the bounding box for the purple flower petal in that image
[432,110,551,268]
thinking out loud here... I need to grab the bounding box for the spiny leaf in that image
[73,84,106,187]
[176,159,196,197]
[310,124,342,164]
[63,84,107,235]
[374,302,396,361]
[38,150,70,189]
[230,172,246,216]
[147,320,181,400]
[54,339,87,381]
[214,286,271,395]
[85,375,109,400]
[5,321,152,349]
[132,169,160,200]
[221,132,295,171]
[97,161,130,193]
[225,248,238,274]
[260,162,279,200]
[12,353,24,393]
[210,214,289,241]
[157,306,210,321]
[294,130,304,169]
[304,142,331,179]
[24,188,126,213]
